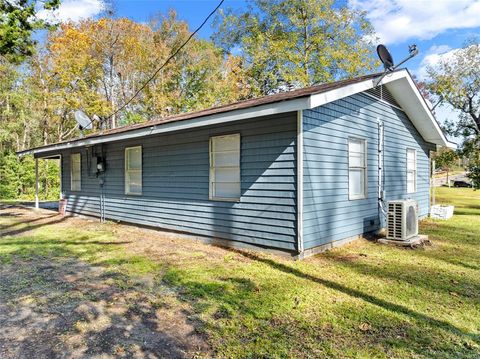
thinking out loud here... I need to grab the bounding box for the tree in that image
[411,74,432,102]
[213,0,378,96]
[0,12,252,200]
[433,148,458,187]
[0,60,40,151]
[0,0,60,64]
[427,39,480,160]
[35,14,248,133]
[466,161,480,189]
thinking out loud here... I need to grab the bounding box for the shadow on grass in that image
[227,249,480,345]
[0,239,133,246]
[0,211,67,237]
[0,244,208,358]
[323,250,480,299]
[0,213,58,231]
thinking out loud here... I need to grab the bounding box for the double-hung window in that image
[209,134,241,201]
[125,146,142,195]
[348,138,367,200]
[406,148,417,193]
[71,153,81,191]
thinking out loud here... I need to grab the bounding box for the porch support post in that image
[35,157,39,209]
[59,155,63,199]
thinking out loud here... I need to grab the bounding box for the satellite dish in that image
[374,44,419,87]
[377,44,394,71]
[74,110,93,130]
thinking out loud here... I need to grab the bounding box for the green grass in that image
[1,188,480,358]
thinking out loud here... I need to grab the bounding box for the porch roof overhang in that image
[17,69,452,158]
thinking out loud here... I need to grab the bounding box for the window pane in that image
[71,180,80,191]
[349,152,364,167]
[213,151,239,167]
[407,149,416,162]
[127,147,142,170]
[215,168,240,182]
[407,171,416,193]
[349,169,365,197]
[407,150,416,171]
[348,138,365,168]
[214,182,240,198]
[213,135,240,152]
[126,171,142,194]
[407,180,415,193]
[348,139,364,154]
[407,171,415,182]
[71,154,81,191]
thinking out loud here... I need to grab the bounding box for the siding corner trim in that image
[297,110,304,253]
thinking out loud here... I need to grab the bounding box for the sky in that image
[38,0,480,143]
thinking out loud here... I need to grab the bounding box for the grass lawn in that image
[1,187,479,358]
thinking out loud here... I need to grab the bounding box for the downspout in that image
[297,110,304,253]
[98,145,106,223]
[377,119,387,222]
[431,153,436,207]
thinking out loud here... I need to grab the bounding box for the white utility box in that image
[430,205,454,220]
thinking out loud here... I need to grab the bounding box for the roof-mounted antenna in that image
[374,44,419,87]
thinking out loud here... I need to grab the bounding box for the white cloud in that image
[348,0,480,44]
[416,45,454,79]
[416,43,479,79]
[38,0,106,23]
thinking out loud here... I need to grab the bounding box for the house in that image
[18,69,450,258]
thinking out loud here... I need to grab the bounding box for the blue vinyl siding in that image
[61,113,298,251]
[56,90,437,254]
[302,92,436,250]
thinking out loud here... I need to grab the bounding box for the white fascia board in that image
[309,80,374,109]
[22,97,310,157]
[383,73,449,147]
[308,71,408,109]
[446,142,458,149]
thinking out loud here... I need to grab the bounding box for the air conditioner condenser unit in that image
[386,200,418,241]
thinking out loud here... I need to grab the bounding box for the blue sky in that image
[38,0,480,142]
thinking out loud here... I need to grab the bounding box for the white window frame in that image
[70,153,81,191]
[348,137,367,200]
[209,133,241,201]
[125,146,142,195]
[406,148,417,194]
